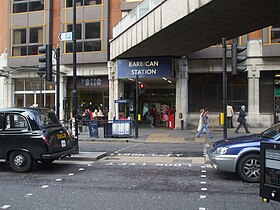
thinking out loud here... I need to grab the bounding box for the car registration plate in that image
[57,133,66,139]
[61,140,66,147]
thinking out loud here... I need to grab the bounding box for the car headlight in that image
[216,147,228,155]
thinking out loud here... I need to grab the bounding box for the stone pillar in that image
[246,31,262,127]
[175,56,188,129]
[60,76,67,121]
[108,61,116,120]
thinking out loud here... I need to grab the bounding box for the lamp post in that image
[72,0,79,153]
[37,71,45,107]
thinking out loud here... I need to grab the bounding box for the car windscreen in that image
[36,111,60,127]
[260,124,280,139]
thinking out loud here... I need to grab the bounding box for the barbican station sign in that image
[117,57,173,79]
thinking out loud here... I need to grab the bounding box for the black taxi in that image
[0,107,75,172]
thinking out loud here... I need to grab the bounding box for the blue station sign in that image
[117,57,173,79]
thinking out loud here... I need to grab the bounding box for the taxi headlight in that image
[216,147,228,155]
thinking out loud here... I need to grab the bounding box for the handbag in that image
[237,116,242,122]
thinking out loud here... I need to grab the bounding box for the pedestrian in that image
[149,105,157,128]
[235,105,250,134]
[196,109,212,138]
[227,105,234,128]
[197,108,204,132]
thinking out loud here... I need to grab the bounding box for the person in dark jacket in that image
[235,105,250,134]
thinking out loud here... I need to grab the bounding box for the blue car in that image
[207,123,280,183]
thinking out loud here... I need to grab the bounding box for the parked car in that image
[207,123,280,182]
[0,107,75,172]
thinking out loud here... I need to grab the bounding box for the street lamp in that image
[72,0,79,153]
[37,71,45,107]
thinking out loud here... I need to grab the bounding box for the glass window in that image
[65,22,101,52]
[30,27,42,43]
[12,27,43,56]
[26,79,41,91]
[271,24,280,43]
[13,2,27,13]
[15,80,24,91]
[189,74,247,112]
[84,41,101,52]
[29,0,44,12]
[13,29,26,44]
[0,114,3,130]
[67,24,82,39]
[13,0,44,13]
[12,46,27,56]
[15,94,24,107]
[85,22,100,39]
[6,114,28,130]
[66,0,102,7]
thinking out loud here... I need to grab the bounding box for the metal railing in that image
[113,0,166,38]
[61,119,135,138]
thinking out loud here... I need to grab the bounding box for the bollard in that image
[180,120,184,130]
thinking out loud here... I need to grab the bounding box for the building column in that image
[60,75,67,121]
[246,31,262,127]
[175,56,188,129]
[108,61,117,120]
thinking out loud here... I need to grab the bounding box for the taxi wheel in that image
[237,154,260,183]
[9,151,33,173]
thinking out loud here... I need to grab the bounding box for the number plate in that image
[61,140,66,147]
[57,133,66,139]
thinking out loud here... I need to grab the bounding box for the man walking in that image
[235,105,250,134]
[227,105,234,128]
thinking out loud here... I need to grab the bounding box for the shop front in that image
[109,56,176,127]
[67,76,109,119]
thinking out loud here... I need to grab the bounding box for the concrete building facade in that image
[0,0,279,129]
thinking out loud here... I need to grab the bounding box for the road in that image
[0,141,280,210]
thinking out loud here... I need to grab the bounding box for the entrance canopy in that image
[110,0,280,59]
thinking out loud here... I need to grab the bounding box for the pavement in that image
[64,125,266,161]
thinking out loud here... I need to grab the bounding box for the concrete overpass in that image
[110,0,280,60]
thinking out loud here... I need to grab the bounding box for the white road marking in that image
[200,195,206,199]
[68,173,74,176]
[1,205,11,209]
[201,188,207,191]
[56,179,62,182]
[200,181,206,184]
[199,208,206,210]
[201,170,206,173]
[201,175,207,178]
[41,185,49,189]
[79,168,85,171]
[24,193,33,197]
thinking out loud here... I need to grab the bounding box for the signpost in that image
[58,32,73,41]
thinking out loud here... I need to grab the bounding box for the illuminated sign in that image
[117,57,173,79]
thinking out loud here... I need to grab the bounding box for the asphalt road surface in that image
[0,141,280,210]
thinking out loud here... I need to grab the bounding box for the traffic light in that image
[139,83,145,94]
[38,44,52,81]
[231,42,247,75]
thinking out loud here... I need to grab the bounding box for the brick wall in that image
[0,0,8,54]
[109,0,122,39]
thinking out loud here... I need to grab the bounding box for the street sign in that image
[58,32,73,41]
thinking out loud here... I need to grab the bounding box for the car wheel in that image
[9,151,33,173]
[237,154,260,183]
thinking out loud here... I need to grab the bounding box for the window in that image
[66,0,102,7]
[189,74,247,112]
[271,24,280,43]
[12,27,43,56]
[66,22,101,53]
[5,114,28,130]
[13,0,44,13]
[0,114,3,130]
